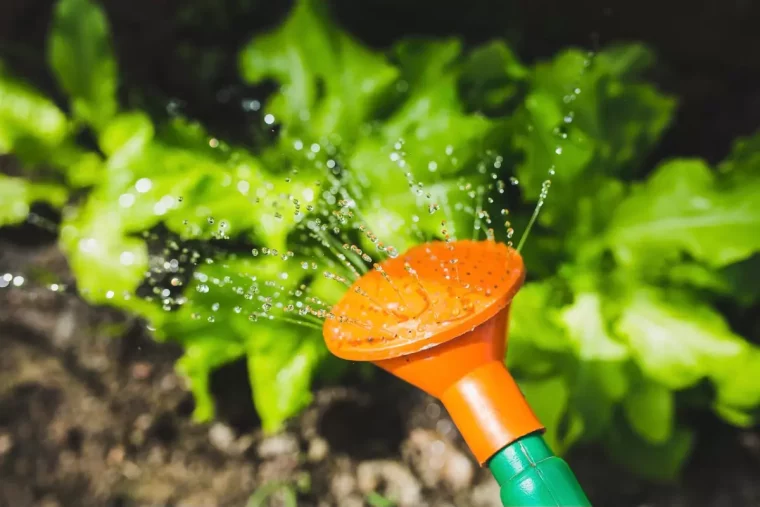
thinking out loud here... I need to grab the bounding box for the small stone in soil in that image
[470,478,501,507]
[38,495,61,507]
[337,495,364,507]
[132,362,153,380]
[402,428,474,492]
[357,460,422,507]
[331,471,357,498]
[107,446,125,465]
[257,433,299,458]
[160,373,179,391]
[208,423,236,453]
[308,437,329,462]
[0,433,13,455]
[234,434,255,455]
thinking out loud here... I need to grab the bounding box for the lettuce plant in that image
[1,0,758,478]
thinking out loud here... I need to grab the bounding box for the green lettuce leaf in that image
[718,131,760,185]
[519,376,583,454]
[248,327,325,433]
[48,0,118,131]
[615,288,747,390]
[163,253,329,430]
[606,419,693,481]
[509,280,572,354]
[515,44,675,201]
[0,175,68,226]
[239,0,397,141]
[0,62,68,154]
[623,378,674,444]
[176,335,247,423]
[458,40,528,115]
[608,159,760,268]
[561,292,628,361]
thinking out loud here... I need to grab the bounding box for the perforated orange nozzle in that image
[323,240,544,464]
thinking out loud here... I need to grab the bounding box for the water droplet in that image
[509,177,519,186]
[135,178,152,193]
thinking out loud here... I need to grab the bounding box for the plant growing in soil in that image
[1,0,759,480]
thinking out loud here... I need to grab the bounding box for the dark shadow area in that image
[569,412,760,507]
[0,0,758,161]
[208,357,261,433]
[318,395,407,460]
[316,369,410,459]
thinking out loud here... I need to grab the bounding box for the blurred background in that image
[1,0,759,506]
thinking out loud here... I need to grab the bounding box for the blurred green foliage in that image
[1,0,759,479]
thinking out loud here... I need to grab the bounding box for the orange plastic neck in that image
[374,308,543,464]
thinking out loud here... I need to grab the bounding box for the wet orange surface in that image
[323,240,525,361]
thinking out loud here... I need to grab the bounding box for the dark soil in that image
[1,236,760,507]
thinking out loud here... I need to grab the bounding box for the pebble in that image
[38,496,61,507]
[357,460,422,507]
[402,428,474,492]
[208,423,236,453]
[0,433,13,455]
[234,434,255,455]
[52,310,75,347]
[307,437,329,462]
[106,446,125,465]
[160,373,179,391]
[177,492,218,507]
[132,362,153,380]
[337,495,364,507]
[122,461,142,480]
[257,433,299,458]
[470,477,501,507]
[331,472,357,498]
[130,414,152,446]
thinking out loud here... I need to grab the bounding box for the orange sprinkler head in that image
[323,240,544,465]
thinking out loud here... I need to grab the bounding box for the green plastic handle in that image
[488,432,591,507]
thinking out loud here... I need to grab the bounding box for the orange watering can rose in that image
[323,239,591,507]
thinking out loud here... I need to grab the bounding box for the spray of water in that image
[2,51,596,339]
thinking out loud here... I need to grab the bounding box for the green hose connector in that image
[488,432,591,507]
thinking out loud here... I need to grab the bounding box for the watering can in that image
[323,240,591,506]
